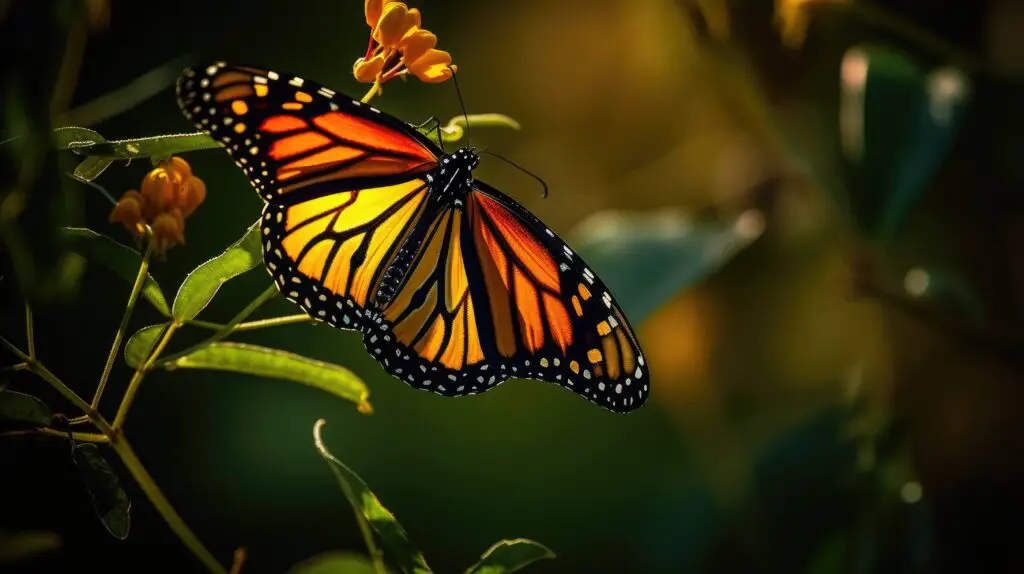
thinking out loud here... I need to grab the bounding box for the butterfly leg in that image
[411,116,445,150]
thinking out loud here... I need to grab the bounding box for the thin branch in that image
[0,427,109,443]
[93,236,155,411]
[184,314,313,333]
[112,323,178,431]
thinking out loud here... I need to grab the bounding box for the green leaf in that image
[172,222,263,321]
[314,420,431,574]
[0,390,52,427]
[0,530,62,563]
[165,343,369,407]
[72,157,114,182]
[53,126,107,150]
[125,324,169,369]
[840,44,970,241]
[464,539,555,574]
[62,227,170,316]
[72,444,131,540]
[569,209,764,323]
[65,132,219,162]
[289,552,379,574]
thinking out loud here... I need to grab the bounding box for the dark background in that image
[2,0,1024,572]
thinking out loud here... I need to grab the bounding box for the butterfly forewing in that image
[175,63,440,205]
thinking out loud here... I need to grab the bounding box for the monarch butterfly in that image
[175,62,649,413]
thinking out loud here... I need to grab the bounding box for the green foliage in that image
[72,444,131,540]
[314,419,433,574]
[570,209,763,322]
[840,44,970,241]
[124,324,168,369]
[62,227,170,316]
[463,539,555,574]
[172,222,263,321]
[311,421,553,574]
[165,343,369,407]
[52,126,114,182]
[0,390,52,427]
[289,552,378,574]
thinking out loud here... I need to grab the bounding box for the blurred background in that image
[2,0,1023,572]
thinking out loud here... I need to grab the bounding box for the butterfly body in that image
[177,62,650,413]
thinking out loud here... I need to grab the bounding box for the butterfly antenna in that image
[479,150,549,199]
[449,65,471,146]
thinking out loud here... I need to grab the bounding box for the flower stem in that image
[110,435,226,574]
[361,81,382,104]
[112,322,178,431]
[93,237,155,411]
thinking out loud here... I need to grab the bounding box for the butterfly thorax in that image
[426,147,478,206]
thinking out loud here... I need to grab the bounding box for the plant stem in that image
[156,284,280,367]
[361,81,381,104]
[110,435,226,574]
[24,303,36,360]
[185,314,313,332]
[112,322,178,431]
[0,334,115,435]
[0,427,109,443]
[93,237,155,411]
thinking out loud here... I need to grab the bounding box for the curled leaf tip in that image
[357,400,374,415]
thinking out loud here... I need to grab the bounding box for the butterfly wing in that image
[365,182,650,413]
[176,62,441,331]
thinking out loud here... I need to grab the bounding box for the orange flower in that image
[108,155,206,255]
[356,1,456,87]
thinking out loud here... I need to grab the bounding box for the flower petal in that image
[400,29,437,65]
[373,2,417,48]
[365,0,385,28]
[407,49,455,83]
[353,53,386,83]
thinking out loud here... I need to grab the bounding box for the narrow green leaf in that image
[124,324,168,369]
[314,420,431,574]
[0,390,52,427]
[62,227,170,316]
[840,44,970,241]
[569,209,764,323]
[0,530,62,563]
[66,132,219,161]
[289,552,378,574]
[72,444,131,540]
[73,156,114,182]
[464,539,555,574]
[172,222,263,321]
[166,343,369,407]
[53,126,107,150]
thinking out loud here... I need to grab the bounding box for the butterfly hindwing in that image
[366,183,649,413]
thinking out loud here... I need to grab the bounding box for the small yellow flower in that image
[109,190,145,234]
[356,1,456,87]
[152,209,186,253]
[108,155,206,255]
